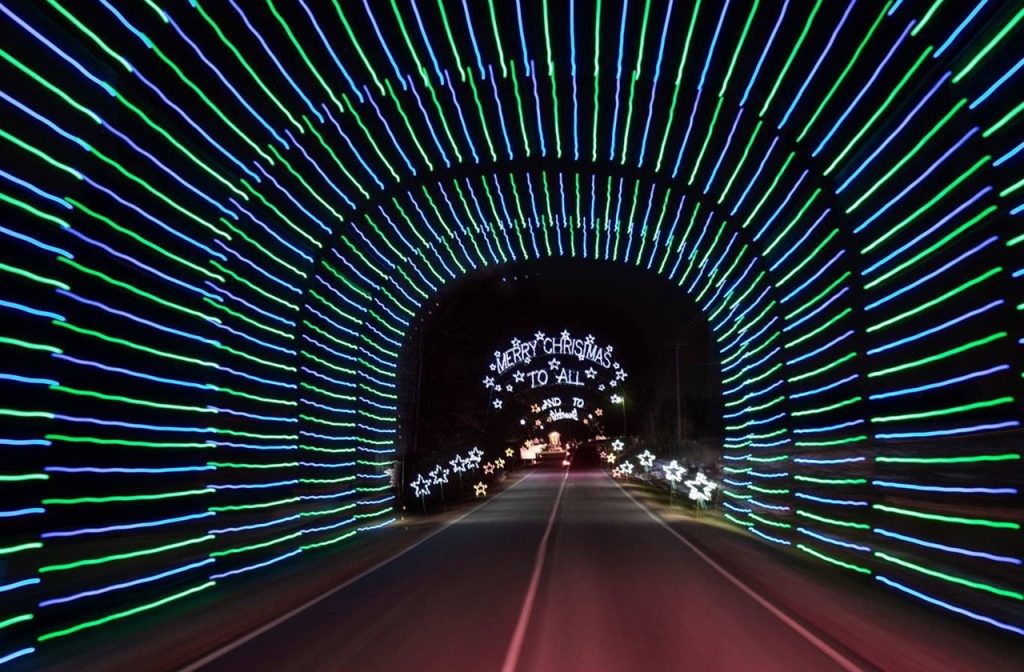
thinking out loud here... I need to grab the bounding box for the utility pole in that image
[675,343,682,444]
[670,341,687,445]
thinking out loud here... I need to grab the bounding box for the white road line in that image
[613,478,867,672]
[178,471,535,672]
[500,470,569,672]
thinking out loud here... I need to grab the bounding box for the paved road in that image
[188,469,855,671]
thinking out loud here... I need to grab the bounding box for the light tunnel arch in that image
[0,0,1022,659]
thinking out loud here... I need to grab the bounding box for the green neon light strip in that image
[38,582,216,642]
[798,544,872,575]
[868,333,1006,378]
[0,613,33,631]
[39,535,214,573]
[876,453,1019,464]
[873,397,1014,423]
[43,489,212,505]
[873,505,1019,530]
[875,552,1022,600]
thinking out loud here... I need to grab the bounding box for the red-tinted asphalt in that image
[185,470,862,671]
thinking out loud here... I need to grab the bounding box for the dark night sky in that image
[400,258,723,463]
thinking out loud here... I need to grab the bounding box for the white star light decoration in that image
[493,398,503,409]
[468,447,484,466]
[664,460,686,483]
[686,472,718,503]
[410,474,431,498]
[638,450,656,469]
[611,439,624,452]
[548,358,561,370]
[450,455,468,473]
[474,481,488,497]
[610,394,623,404]
[619,462,634,476]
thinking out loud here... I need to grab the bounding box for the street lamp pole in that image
[610,394,626,437]
[622,396,627,437]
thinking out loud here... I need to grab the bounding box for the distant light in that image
[638,450,656,469]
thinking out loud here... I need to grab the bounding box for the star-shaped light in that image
[611,468,622,478]
[638,450,656,468]
[429,466,449,485]
[534,331,546,340]
[609,379,618,387]
[548,358,561,371]
[511,338,521,347]
[610,394,623,404]
[560,330,570,340]
[598,384,606,391]
[505,448,515,458]
[605,452,617,464]
[664,460,686,483]
[450,455,468,473]
[585,334,595,345]
[483,376,495,387]
[474,481,488,497]
[505,384,513,392]
[619,461,634,475]
[595,408,604,417]
[483,462,495,475]
[585,367,597,379]
[495,458,506,468]
[468,447,484,465]
[520,418,527,425]
[513,371,526,383]
[611,439,624,451]
[410,474,431,498]
[685,472,717,503]
[616,370,628,381]
[493,398,503,409]
[530,404,541,414]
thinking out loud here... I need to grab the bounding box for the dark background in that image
[399,257,723,466]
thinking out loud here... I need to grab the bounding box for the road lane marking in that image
[178,471,535,672]
[613,478,867,672]
[500,470,569,672]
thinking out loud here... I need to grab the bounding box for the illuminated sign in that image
[483,330,628,407]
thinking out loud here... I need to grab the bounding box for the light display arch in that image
[0,0,1022,659]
